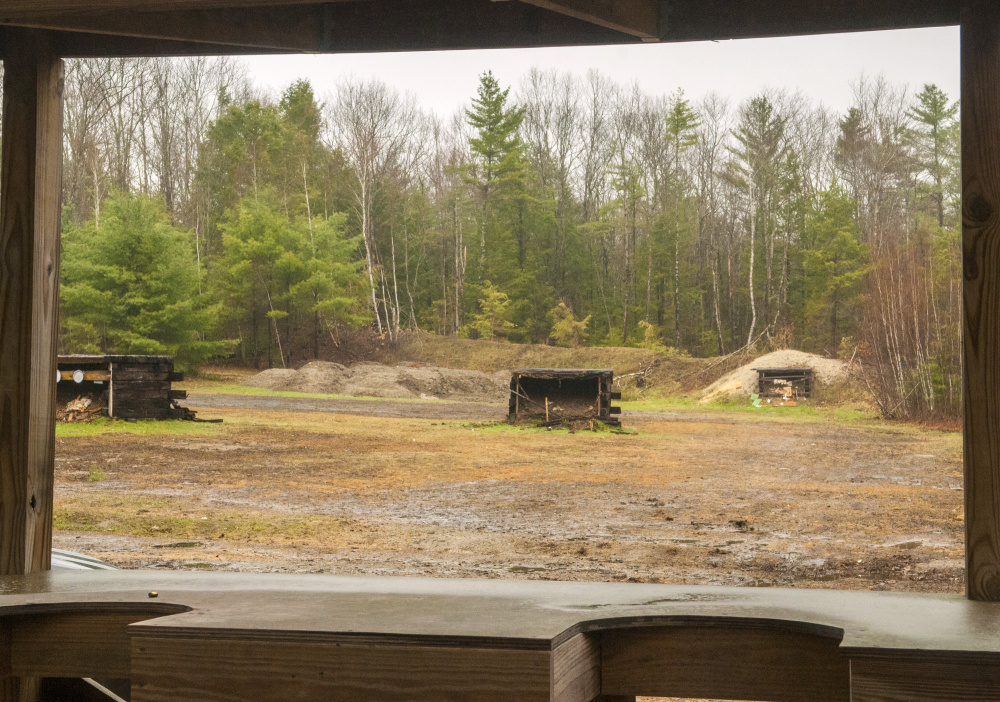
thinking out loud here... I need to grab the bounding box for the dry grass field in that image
[52,385,964,593]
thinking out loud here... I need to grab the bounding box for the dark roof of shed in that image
[58,354,172,364]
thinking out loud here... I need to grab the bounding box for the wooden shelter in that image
[509,369,621,425]
[755,367,812,399]
[1,1,1000,700]
[57,355,187,420]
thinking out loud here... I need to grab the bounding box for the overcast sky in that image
[242,26,959,117]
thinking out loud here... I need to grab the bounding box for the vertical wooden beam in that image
[0,26,63,702]
[963,0,1000,601]
[0,26,63,577]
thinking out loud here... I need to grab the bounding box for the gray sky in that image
[242,26,959,116]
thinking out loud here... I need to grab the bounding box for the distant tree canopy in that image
[46,58,961,417]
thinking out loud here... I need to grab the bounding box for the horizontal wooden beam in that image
[0,0,344,17]
[5,0,636,57]
[659,0,962,41]
[1,0,966,56]
[515,0,659,40]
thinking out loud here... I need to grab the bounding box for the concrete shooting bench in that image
[3,0,1000,700]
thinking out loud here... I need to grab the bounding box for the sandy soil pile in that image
[244,361,509,403]
[700,350,849,404]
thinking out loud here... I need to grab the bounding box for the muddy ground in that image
[52,391,964,594]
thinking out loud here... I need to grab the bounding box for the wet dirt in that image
[54,395,964,594]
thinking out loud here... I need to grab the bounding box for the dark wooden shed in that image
[509,368,621,425]
[2,1,1000,701]
[57,354,187,420]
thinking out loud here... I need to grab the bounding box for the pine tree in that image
[664,89,700,349]
[800,182,869,355]
[60,193,231,371]
[908,84,959,228]
[466,71,526,285]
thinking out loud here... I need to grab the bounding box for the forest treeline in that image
[0,57,962,418]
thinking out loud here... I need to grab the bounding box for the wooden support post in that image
[963,0,1000,601]
[0,25,64,702]
[0,27,64,574]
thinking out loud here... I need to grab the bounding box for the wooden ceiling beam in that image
[4,0,635,57]
[513,0,659,40]
[659,0,962,41]
[0,0,345,17]
[1,0,965,58]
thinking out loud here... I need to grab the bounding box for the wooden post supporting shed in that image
[3,1,1000,700]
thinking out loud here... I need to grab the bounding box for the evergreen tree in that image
[466,71,527,285]
[799,183,869,355]
[550,302,590,347]
[60,192,231,371]
[908,84,960,228]
[664,90,701,349]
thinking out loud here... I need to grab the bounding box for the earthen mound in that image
[700,350,849,404]
[243,361,508,403]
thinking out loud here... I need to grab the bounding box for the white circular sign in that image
[73,370,85,384]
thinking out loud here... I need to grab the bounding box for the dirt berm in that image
[700,350,850,404]
[244,361,509,403]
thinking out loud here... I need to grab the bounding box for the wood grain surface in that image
[0,27,63,578]
[600,623,849,701]
[130,635,552,702]
[551,633,601,702]
[7,610,173,678]
[962,0,1000,602]
[851,657,1000,701]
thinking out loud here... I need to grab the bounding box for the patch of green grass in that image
[619,396,872,424]
[54,494,352,542]
[87,465,105,482]
[56,418,219,438]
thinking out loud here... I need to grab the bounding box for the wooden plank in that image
[600,624,849,701]
[515,0,658,39]
[1,0,964,56]
[962,0,1000,602]
[57,370,110,382]
[7,611,171,678]
[6,4,323,51]
[551,633,601,702]
[1,0,349,14]
[111,381,171,392]
[105,371,172,381]
[7,0,635,56]
[659,0,961,41]
[130,635,551,702]
[850,656,1000,701]
[0,27,64,578]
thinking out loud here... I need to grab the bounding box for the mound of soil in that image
[244,361,509,403]
[700,350,849,404]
